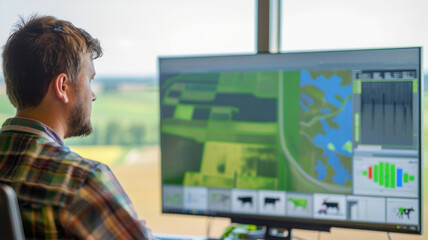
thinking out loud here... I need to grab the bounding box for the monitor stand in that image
[264,227,292,240]
[229,217,331,240]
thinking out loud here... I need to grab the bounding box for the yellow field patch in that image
[70,145,124,166]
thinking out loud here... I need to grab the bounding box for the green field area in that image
[67,89,159,146]
[0,89,159,146]
[160,72,281,190]
[0,88,159,165]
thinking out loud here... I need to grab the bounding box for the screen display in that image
[159,48,422,234]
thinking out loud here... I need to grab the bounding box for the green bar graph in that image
[362,162,415,188]
[404,173,409,183]
[385,163,390,188]
[374,165,379,182]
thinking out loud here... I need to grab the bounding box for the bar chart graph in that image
[361,162,415,188]
[353,157,418,197]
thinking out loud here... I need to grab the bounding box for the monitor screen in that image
[158,47,423,234]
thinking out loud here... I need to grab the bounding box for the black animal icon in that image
[322,200,339,211]
[237,196,253,207]
[264,197,280,207]
[397,207,414,219]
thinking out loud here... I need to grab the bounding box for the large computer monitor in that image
[158,47,423,235]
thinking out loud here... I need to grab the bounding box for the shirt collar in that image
[1,117,66,146]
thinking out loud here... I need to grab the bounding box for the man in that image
[0,15,152,239]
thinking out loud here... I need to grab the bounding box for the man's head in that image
[2,15,102,138]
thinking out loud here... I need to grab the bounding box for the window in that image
[0,0,255,235]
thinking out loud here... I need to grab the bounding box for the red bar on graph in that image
[368,166,373,179]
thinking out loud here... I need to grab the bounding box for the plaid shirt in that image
[0,117,152,239]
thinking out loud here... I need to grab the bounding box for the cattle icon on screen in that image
[322,200,339,211]
[397,207,414,219]
[314,194,346,220]
[264,197,280,207]
[238,196,253,207]
[231,190,258,214]
[258,191,286,216]
[386,198,418,225]
[288,197,308,210]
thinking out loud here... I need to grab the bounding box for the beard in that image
[65,99,92,138]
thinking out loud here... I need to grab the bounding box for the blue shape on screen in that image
[397,168,403,187]
[330,158,352,185]
[300,102,309,111]
[314,159,328,180]
[313,118,352,186]
[300,93,313,111]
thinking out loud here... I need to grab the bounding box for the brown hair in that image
[2,15,103,109]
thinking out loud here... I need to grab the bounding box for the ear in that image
[53,73,72,103]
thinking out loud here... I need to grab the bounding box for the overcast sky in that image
[0,0,255,77]
[1,0,428,77]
